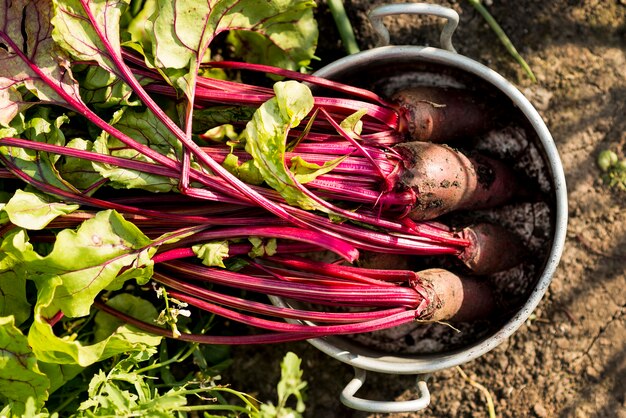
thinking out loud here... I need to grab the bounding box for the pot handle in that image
[368,3,459,52]
[340,367,431,413]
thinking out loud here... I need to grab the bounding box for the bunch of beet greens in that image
[0,0,529,349]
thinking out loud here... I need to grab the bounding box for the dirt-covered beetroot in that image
[392,86,495,142]
[458,223,527,275]
[394,142,524,220]
[419,268,495,322]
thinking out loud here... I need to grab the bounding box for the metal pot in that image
[271,3,567,413]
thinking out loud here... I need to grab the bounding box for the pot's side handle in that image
[339,367,431,413]
[368,3,459,52]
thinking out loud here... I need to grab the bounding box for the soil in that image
[225,1,626,417]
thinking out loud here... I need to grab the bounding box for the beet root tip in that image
[391,86,496,143]
[418,268,495,322]
[458,223,528,275]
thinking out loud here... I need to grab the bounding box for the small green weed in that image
[597,149,626,191]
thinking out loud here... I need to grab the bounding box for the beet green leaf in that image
[0,0,83,117]
[3,189,79,230]
[0,316,50,415]
[28,277,161,367]
[0,236,31,327]
[148,0,318,101]
[244,81,326,211]
[4,210,155,318]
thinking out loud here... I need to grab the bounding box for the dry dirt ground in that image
[226,1,626,417]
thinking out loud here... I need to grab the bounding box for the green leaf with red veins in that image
[0,86,24,127]
[0,111,81,195]
[28,276,161,367]
[78,65,141,109]
[244,80,326,212]
[0,234,31,326]
[290,155,348,184]
[57,138,105,192]
[0,316,50,415]
[5,210,155,318]
[226,0,318,72]
[148,0,317,101]
[0,0,83,115]
[93,108,187,192]
[51,0,128,75]
[3,189,79,230]
[0,270,30,327]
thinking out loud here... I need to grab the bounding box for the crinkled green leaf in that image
[125,0,157,47]
[0,316,50,415]
[6,210,155,318]
[78,65,140,109]
[226,0,318,71]
[1,228,45,266]
[110,108,183,159]
[339,109,367,138]
[93,294,159,343]
[193,108,257,134]
[222,153,264,186]
[23,108,69,162]
[0,222,31,334]
[28,277,161,367]
[3,189,79,230]
[0,0,83,116]
[192,241,230,268]
[38,362,83,394]
[244,81,325,211]
[93,108,183,192]
[0,191,11,225]
[43,210,154,317]
[51,0,128,74]
[0,111,26,137]
[148,0,317,101]
[0,271,30,327]
[290,155,347,184]
[248,237,277,258]
[57,138,105,192]
[0,111,79,194]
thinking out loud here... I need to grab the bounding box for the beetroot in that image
[458,223,528,275]
[419,268,496,322]
[393,86,496,142]
[395,141,525,220]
